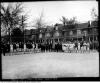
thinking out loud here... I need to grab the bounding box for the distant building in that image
[2,21,98,44]
[24,20,98,43]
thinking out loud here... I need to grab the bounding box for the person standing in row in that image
[1,42,6,56]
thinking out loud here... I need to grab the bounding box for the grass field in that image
[2,52,99,79]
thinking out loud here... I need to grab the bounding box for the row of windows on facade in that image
[39,29,97,38]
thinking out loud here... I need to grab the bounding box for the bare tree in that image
[1,2,27,43]
[91,7,98,21]
[1,2,27,35]
[60,16,77,28]
[60,16,67,27]
[33,10,47,29]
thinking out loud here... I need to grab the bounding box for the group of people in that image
[38,42,63,52]
[1,41,63,56]
[62,40,99,52]
[12,42,36,52]
[1,40,99,56]
[1,42,10,56]
[1,42,36,56]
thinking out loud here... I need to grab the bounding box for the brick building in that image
[24,20,98,44]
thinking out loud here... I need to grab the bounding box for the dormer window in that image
[45,33,50,38]
[55,25,58,30]
[39,33,42,38]
[70,31,73,35]
[83,30,87,36]
[88,21,91,27]
[54,31,60,37]
[77,30,81,35]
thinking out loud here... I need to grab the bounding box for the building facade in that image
[24,21,98,44]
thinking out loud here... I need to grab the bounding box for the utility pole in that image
[22,16,24,50]
[9,23,12,44]
[22,15,24,43]
[93,28,94,50]
[9,20,13,54]
[22,15,26,53]
[77,29,78,42]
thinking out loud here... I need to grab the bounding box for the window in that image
[39,33,42,38]
[83,30,87,36]
[77,30,81,35]
[54,31,60,37]
[45,33,50,37]
[55,26,58,30]
[70,31,73,35]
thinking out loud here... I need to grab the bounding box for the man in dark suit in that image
[1,42,6,56]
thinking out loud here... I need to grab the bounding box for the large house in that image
[1,20,98,44]
[24,21,98,44]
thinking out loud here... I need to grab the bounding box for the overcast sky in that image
[2,1,98,29]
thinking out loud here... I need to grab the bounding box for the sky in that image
[2,1,98,29]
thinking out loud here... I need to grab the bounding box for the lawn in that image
[2,52,99,79]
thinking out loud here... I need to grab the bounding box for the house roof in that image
[46,26,54,32]
[30,29,39,34]
[24,21,98,36]
[24,29,31,35]
[91,21,98,27]
[77,22,89,29]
